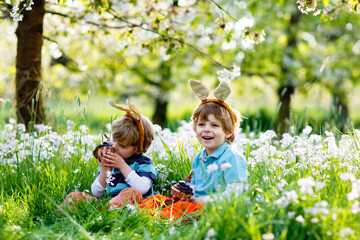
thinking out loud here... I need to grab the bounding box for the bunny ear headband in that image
[189,79,236,127]
[108,99,145,152]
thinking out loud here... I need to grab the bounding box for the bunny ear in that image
[108,99,131,112]
[126,100,141,121]
[214,81,231,101]
[189,79,210,101]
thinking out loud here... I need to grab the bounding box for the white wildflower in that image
[79,125,88,134]
[315,200,328,208]
[280,133,293,148]
[297,177,315,195]
[262,233,275,240]
[305,206,329,215]
[311,217,319,223]
[301,126,312,136]
[295,215,305,223]
[205,228,216,240]
[339,172,356,182]
[17,123,26,133]
[220,162,232,171]
[106,170,115,185]
[287,212,295,218]
[125,204,136,215]
[347,179,360,201]
[315,181,326,191]
[207,163,219,174]
[275,190,298,207]
[169,226,176,235]
[351,201,360,214]
[340,228,354,237]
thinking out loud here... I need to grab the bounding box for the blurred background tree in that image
[1,0,360,134]
[1,0,262,129]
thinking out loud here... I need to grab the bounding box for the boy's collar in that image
[124,153,144,163]
[200,142,229,161]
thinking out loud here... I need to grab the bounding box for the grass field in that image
[2,87,359,136]
[1,118,360,239]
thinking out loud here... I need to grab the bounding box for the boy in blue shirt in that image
[140,80,247,219]
[189,101,247,205]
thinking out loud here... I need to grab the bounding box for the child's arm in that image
[190,196,208,205]
[91,152,111,197]
[97,153,112,187]
[184,169,194,183]
[102,151,132,178]
[125,171,152,195]
[102,152,153,195]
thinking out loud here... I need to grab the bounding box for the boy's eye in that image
[198,123,205,126]
[212,124,219,127]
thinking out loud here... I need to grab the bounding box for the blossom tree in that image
[1,0,45,130]
[1,0,264,129]
[236,0,360,135]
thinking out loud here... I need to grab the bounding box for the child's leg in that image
[160,201,203,220]
[138,195,173,210]
[60,191,95,209]
[108,188,143,209]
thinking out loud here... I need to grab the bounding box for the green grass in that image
[1,118,360,239]
[2,91,359,135]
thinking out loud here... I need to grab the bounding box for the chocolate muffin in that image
[171,181,194,200]
[93,142,117,159]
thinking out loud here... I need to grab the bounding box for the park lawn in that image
[1,120,360,240]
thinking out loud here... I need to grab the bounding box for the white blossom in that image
[340,228,354,237]
[207,163,219,174]
[262,233,275,240]
[295,215,305,223]
[298,177,315,195]
[220,162,232,171]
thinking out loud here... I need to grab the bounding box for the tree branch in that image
[209,0,238,21]
[128,66,161,87]
[45,10,127,30]
[45,7,231,69]
[106,9,230,69]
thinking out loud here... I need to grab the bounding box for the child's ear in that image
[225,128,234,139]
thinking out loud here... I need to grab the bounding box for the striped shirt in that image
[97,153,157,198]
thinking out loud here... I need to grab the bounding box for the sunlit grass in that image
[1,118,360,239]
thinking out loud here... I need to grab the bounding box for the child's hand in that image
[190,196,207,205]
[102,152,125,170]
[184,169,194,183]
[97,147,116,162]
[98,154,111,171]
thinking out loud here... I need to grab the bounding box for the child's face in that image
[195,114,232,156]
[111,140,139,159]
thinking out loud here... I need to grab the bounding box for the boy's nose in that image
[204,124,211,131]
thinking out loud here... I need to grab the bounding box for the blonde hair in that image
[111,115,155,152]
[191,102,241,143]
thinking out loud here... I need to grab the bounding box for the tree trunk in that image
[15,0,45,130]
[277,85,294,136]
[332,91,349,132]
[277,6,300,136]
[151,61,172,128]
[152,97,168,127]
